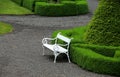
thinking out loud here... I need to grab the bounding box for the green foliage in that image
[35,1,88,16]
[0,22,13,34]
[11,0,88,16]
[74,44,118,57]
[23,0,46,11]
[0,0,33,15]
[76,1,88,14]
[114,50,120,58]
[62,1,77,16]
[52,25,120,76]
[35,2,63,16]
[84,0,120,46]
[70,45,120,76]
[23,0,34,10]
[52,26,87,43]
[11,0,23,5]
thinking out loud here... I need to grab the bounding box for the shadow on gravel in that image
[45,54,69,63]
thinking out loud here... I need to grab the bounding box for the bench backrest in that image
[56,32,71,44]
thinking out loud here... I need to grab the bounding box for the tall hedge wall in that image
[84,0,120,46]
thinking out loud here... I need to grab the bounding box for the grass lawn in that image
[0,22,13,34]
[0,0,33,15]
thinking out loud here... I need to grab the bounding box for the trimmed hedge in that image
[35,1,88,16]
[11,0,23,5]
[114,50,120,58]
[62,1,78,16]
[35,2,64,16]
[23,0,46,11]
[76,1,89,14]
[84,0,120,46]
[74,44,118,57]
[70,44,120,76]
[12,0,88,16]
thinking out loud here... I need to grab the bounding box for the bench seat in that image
[43,44,68,53]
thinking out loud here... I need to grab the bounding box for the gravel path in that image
[0,15,91,27]
[0,15,115,77]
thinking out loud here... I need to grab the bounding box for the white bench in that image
[42,32,72,63]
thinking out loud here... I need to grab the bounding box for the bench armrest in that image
[42,38,56,44]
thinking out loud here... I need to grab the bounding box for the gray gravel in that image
[0,15,115,77]
[0,15,91,27]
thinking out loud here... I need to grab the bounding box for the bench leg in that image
[54,55,57,63]
[54,52,59,63]
[42,45,45,56]
[66,53,71,63]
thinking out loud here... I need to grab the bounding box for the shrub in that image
[35,2,63,16]
[11,0,23,5]
[74,44,118,57]
[62,1,77,16]
[84,0,120,46]
[76,1,88,14]
[23,0,33,10]
[114,50,120,58]
[35,1,88,16]
[23,0,46,11]
[70,45,120,76]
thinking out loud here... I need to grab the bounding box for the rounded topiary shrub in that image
[84,0,120,46]
[35,1,88,16]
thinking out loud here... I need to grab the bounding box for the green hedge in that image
[35,1,88,16]
[74,44,118,57]
[23,0,46,11]
[35,2,63,16]
[76,1,88,14]
[11,0,23,5]
[62,1,78,16]
[70,45,120,76]
[114,50,120,58]
[12,0,88,16]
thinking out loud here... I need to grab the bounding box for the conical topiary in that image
[85,0,120,46]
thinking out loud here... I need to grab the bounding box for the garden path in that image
[0,15,114,77]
